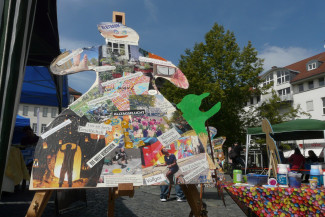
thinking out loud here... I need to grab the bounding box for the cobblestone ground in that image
[0,176,245,217]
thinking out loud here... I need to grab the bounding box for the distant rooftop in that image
[286,52,325,83]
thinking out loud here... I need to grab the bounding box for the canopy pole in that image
[0,0,37,192]
[245,134,250,174]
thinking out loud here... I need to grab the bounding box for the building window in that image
[319,77,325,87]
[107,42,126,56]
[306,101,314,111]
[32,123,37,133]
[41,124,47,133]
[250,97,254,105]
[43,107,48,117]
[156,65,176,76]
[263,74,273,86]
[308,81,314,89]
[323,98,325,115]
[278,87,291,96]
[34,107,40,117]
[298,83,304,92]
[277,70,290,84]
[23,106,28,116]
[257,95,261,103]
[308,62,317,71]
[51,108,57,118]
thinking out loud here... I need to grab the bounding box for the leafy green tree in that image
[90,58,98,66]
[160,23,263,147]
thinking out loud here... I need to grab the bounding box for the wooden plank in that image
[26,190,53,217]
[116,183,134,198]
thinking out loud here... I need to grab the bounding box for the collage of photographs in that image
[31,22,217,190]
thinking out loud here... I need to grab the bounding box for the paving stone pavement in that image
[0,177,246,217]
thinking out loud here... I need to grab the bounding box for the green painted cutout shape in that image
[176,93,221,135]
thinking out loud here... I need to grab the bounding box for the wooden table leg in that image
[26,190,53,217]
[107,184,134,217]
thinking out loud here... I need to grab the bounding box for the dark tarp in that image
[15,115,30,127]
[247,119,325,141]
[12,115,30,144]
[27,0,60,66]
[21,66,69,107]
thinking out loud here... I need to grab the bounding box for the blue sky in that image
[57,0,325,93]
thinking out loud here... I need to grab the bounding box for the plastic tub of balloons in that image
[247,174,268,186]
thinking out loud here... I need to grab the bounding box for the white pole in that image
[36,107,40,136]
[323,130,325,163]
[245,134,250,174]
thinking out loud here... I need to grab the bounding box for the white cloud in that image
[144,0,158,22]
[258,45,314,72]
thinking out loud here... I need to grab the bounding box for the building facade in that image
[245,52,325,156]
[246,52,325,121]
[17,87,82,135]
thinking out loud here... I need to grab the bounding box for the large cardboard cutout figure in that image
[31,22,214,189]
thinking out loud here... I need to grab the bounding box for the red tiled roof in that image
[286,52,325,83]
[68,87,82,96]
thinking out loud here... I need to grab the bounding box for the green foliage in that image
[129,95,155,110]
[280,143,291,151]
[244,89,311,126]
[99,71,114,82]
[160,23,263,147]
[90,58,98,66]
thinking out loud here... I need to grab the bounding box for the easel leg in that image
[26,190,53,217]
[107,187,117,217]
[199,184,204,212]
[181,184,207,217]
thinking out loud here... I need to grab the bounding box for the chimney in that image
[113,11,125,25]
[271,66,277,69]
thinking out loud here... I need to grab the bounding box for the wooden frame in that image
[26,184,208,217]
[112,11,125,25]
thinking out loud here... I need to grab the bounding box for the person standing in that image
[160,185,186,202]
[21,126,39,147]
[278,146,286,163]
[288,148,305,170]
[307,150,319,163]
[228,142,244,178]
[59,143,77,187]
[231,142,245,168]
[304,150,319,182]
